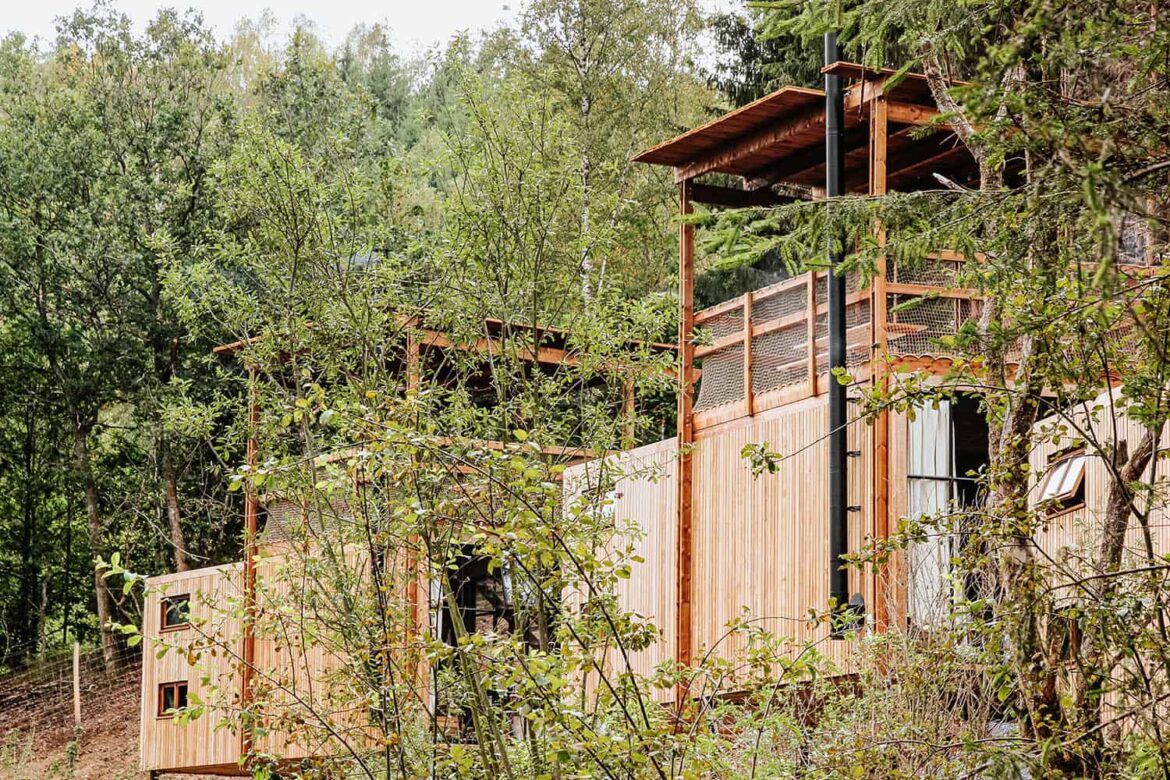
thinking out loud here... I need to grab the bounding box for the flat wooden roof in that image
[635,61,978,193]
[632,86,824,170]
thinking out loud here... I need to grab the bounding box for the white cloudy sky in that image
[3,1,737,54]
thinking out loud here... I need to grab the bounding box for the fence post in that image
[742,292,754,417]
[72,641,81,728]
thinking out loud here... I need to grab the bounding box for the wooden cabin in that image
[138,317,642,776]
[562,61,1159,699]
[1029,389,1170,568]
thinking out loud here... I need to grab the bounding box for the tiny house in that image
[563,61,1156,693]
[138,319,615,776]
[563,61,995,686]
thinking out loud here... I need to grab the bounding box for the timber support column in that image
[241,366,259,762]
[676,178,695,703]
[869,95,891,631]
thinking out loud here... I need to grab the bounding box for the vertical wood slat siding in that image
[140,564,244,773]
[1030,392,1170,563]
[691,396,865,673]
[565,438,678,702]
[568,395,874,698]
[142,548,401,773]
[886,409,910,628]
[252,549,374,761]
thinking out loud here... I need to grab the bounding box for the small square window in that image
[1039,450,1087,512]
[160,595,190,631]
[157,681,188,718]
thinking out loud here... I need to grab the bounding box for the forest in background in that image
[0,0,793,672]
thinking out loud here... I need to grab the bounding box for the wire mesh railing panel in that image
[753,284,806,325]
[687,262,984,426]
[887,295,972,357]
[696,309,744,342]
[847,299,872,368]
[694,344,746,412]
[815,274,828,307]
[752,327,807,395]
[889,258,963,287]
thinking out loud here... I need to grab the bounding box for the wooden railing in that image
[690,256,981,431]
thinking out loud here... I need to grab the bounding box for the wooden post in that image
[742,292,754,417]
[806,271,818,396]
[72,641,81,728]
[870,96,892,631]
[676,178,695,702]
[406,329,421,396]
[241,367,259,761]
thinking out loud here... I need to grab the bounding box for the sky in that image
[2,1,520,54]
[2,0,737,55]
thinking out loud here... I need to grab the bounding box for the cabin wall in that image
[251,548,376,761]
[1030,393,1170,565]
[565,438,677,701]
[567,395,878,695]
[691,395,869,671]
[140,563,244,774]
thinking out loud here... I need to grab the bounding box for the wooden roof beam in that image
[844,131,968,189]
[743,124,870,191]
[887,101,949,127]
[885,145,974,188]
[673,107,824,183]
[689,182,798,208]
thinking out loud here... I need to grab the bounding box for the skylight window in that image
[1039,450,1088,511]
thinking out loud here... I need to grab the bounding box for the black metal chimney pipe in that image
[824,32,850,631]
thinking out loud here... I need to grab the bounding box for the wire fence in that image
[0,642,142,742]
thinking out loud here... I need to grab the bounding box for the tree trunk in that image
[1076,427,1158,731]
[10,407,41,668]
[162,444,189,572]
[73,423,120,674]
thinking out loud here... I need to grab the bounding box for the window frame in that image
[157,681,188,719]
[160,594,191,632]
[1039,448,1088,514]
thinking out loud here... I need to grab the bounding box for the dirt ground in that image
[1,661,142,780]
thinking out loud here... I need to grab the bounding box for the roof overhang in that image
[634,61,978,195]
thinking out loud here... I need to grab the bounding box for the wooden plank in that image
[886,282,979,299]
[695,296,748,324]
[743,292,754,417]
[695,330,745,359]
[695,273,809,323]
[241,370,259,761]
[886,101,946,127]
[676,180,696,699]
[418,329,578,366]
[744,125,869,190]
[690,182,797,208]
[674,108,825,183]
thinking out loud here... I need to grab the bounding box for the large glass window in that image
[906,395,988,628]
